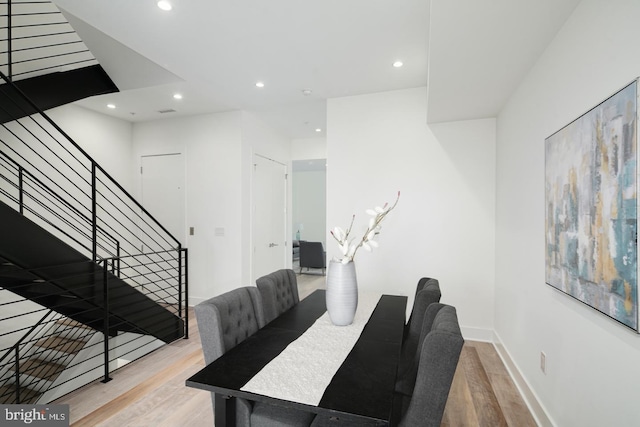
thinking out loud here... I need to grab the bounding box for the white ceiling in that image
[52,0,580,138]
[427,0,581,123]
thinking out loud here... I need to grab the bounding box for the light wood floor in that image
[54,272,537,426]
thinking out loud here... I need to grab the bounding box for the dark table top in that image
[186,289,407,424]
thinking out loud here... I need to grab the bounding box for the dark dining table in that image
[186,289,407,426]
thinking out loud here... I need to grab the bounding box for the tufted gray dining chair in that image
[406,277,441,333]
[310,304,463,427]
[396,304,464,427]
[399,278,442,373]
[195,286,265,425]
[195,286,314,426]
[256,269,300,323]
[395,302,448,396]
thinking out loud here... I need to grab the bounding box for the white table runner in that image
[240,292,382,406]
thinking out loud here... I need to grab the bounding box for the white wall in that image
[327,87,496,339]
[132,112,244,304]
[495,1,640,426]
[292,136,327,160]
[293,169,326,244]
[131,111,292,304]
[47,105,138,256]
[48,104,134,192]
[292,136,327,245]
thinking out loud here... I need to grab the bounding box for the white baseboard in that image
[188,296,208,307]
[461,326,494,342]
[492,331,554,427]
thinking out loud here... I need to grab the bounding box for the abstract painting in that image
[545,80,639,332]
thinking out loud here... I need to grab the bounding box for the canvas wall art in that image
[545,80,639,331]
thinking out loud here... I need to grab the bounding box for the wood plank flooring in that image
[53,273,537,426]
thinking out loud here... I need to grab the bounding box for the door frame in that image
[250,153,288,282]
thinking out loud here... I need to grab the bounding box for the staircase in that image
[0,202,184,343]
[0,0,188,405]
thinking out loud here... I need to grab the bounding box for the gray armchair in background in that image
[292,240,301,261]
[299,241,326,275]
[256,269,299,323]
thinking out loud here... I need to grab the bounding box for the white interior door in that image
[252,154,287,281]
[141,153,185,246]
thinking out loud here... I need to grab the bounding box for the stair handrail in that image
[0,70,181,249]
[0,309,54,367]
[0,150,120,256]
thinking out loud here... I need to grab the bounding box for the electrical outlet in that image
[540,351,546,374]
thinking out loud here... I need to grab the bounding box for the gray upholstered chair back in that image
[194,286,266,425]
[398,304,464,427]
[195,286,266,365]
[396,302,446,396]
[299,241,326,274]
[406,277,440,330]
[256,268,299,323]
[398,280,441,378]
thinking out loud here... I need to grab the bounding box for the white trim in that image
[460,326,494,342]
[188,296,208,306]
[492,331,554,427]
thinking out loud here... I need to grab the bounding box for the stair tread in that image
[0,384,41,404]
[56,318,94,330]
[11,358,66,381]
[35,335,87,354]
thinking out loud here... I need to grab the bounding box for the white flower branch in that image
[330,191,400,264]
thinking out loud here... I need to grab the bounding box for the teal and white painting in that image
[545,80,639,332]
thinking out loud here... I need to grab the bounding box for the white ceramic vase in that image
[326,260,358,326]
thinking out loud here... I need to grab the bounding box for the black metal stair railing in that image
[0,150,120,263]
[0,1,118,125]
[0,0,99,81]
[0,66,188,404]
[0,250,187,404]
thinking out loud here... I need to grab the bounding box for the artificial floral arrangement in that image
[330,191,400,264]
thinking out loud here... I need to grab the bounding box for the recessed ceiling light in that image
[107,103,116,109]
[302,89,312,96]
[255,81,265,88]
[157,1,172,11]
[315,128,322,133]
[393,61,404,68]
[173,93,183,100]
